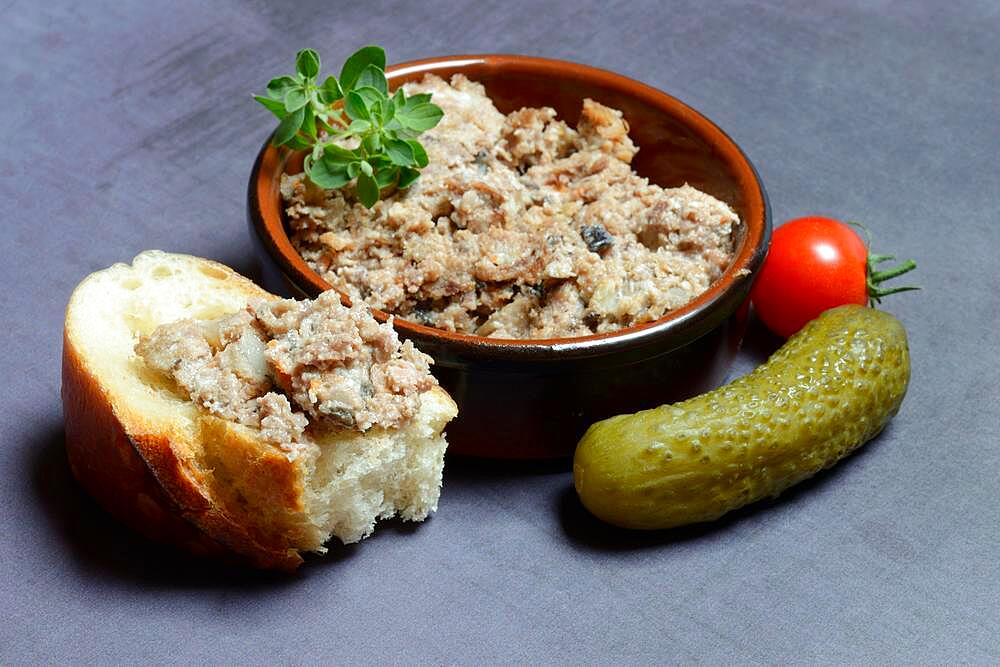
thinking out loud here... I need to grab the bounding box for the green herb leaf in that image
[356,171,380,208]
[375,166,399,188]
[355,63,388,95]
[254,95,287,119]
[283,87,309,112]
[340,46,386,91]
[309,157,352,189]
[398,103,443,131]
[318,76,343,104]
[370,98,384,123]
[401,92,432,108]
[323,144,357,163]
[347,161,361,179]
[285,135,313,151]
[396,127,422,140]
[362,133,382,154]
[300,104,316,139]
[347,119,372,133]
[406,139,428,167]
[295,49,321,79]
[397,167,420,189]
[273,106,305,145]
[353,86,385,109]
[382,97,396,123]
[359,160,374,178]
[344,90,370,121]
[266,76,297,101]
[385,138,416,166]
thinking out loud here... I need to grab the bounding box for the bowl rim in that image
[248,53,771,362]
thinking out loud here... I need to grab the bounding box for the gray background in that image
[3,0,998,663]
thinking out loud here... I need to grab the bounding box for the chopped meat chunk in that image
[575,98,638,164]
[497,107,578,169]
[136,316,270,426]
[253,292,435,432]
[258,393,308,453]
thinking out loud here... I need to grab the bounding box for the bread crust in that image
[62,329,304,571]
[62,331,225,558]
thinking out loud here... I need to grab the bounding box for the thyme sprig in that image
[255,46,443,208]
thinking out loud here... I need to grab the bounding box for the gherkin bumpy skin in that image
[573,305,910,530]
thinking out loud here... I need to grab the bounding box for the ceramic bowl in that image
[248,54,770,458]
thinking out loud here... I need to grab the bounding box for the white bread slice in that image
[62,251,457,570]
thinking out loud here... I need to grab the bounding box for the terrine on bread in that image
[62,251,457,570]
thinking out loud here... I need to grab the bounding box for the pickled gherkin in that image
[573,305,910,530]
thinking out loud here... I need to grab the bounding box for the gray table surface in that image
[3,1,998,663]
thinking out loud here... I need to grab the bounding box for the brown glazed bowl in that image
[248,55,770,458]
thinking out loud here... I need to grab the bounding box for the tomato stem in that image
[847,221,920,305]
[866,255,919,305]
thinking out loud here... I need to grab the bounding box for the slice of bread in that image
[62,251,458,570]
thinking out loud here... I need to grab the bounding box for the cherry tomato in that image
[751,216,869,338]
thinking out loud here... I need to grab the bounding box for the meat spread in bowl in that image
[281,74,740,340]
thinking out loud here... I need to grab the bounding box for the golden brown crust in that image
[62,331,228,561]
[62,317,303,571]
[196,416,312,553]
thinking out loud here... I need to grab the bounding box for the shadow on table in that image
[737,312,785,367]
[29,423,355,587]
[556,421,893,552]
[443,455,570,480]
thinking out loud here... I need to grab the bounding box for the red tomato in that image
[750,216,869,338]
